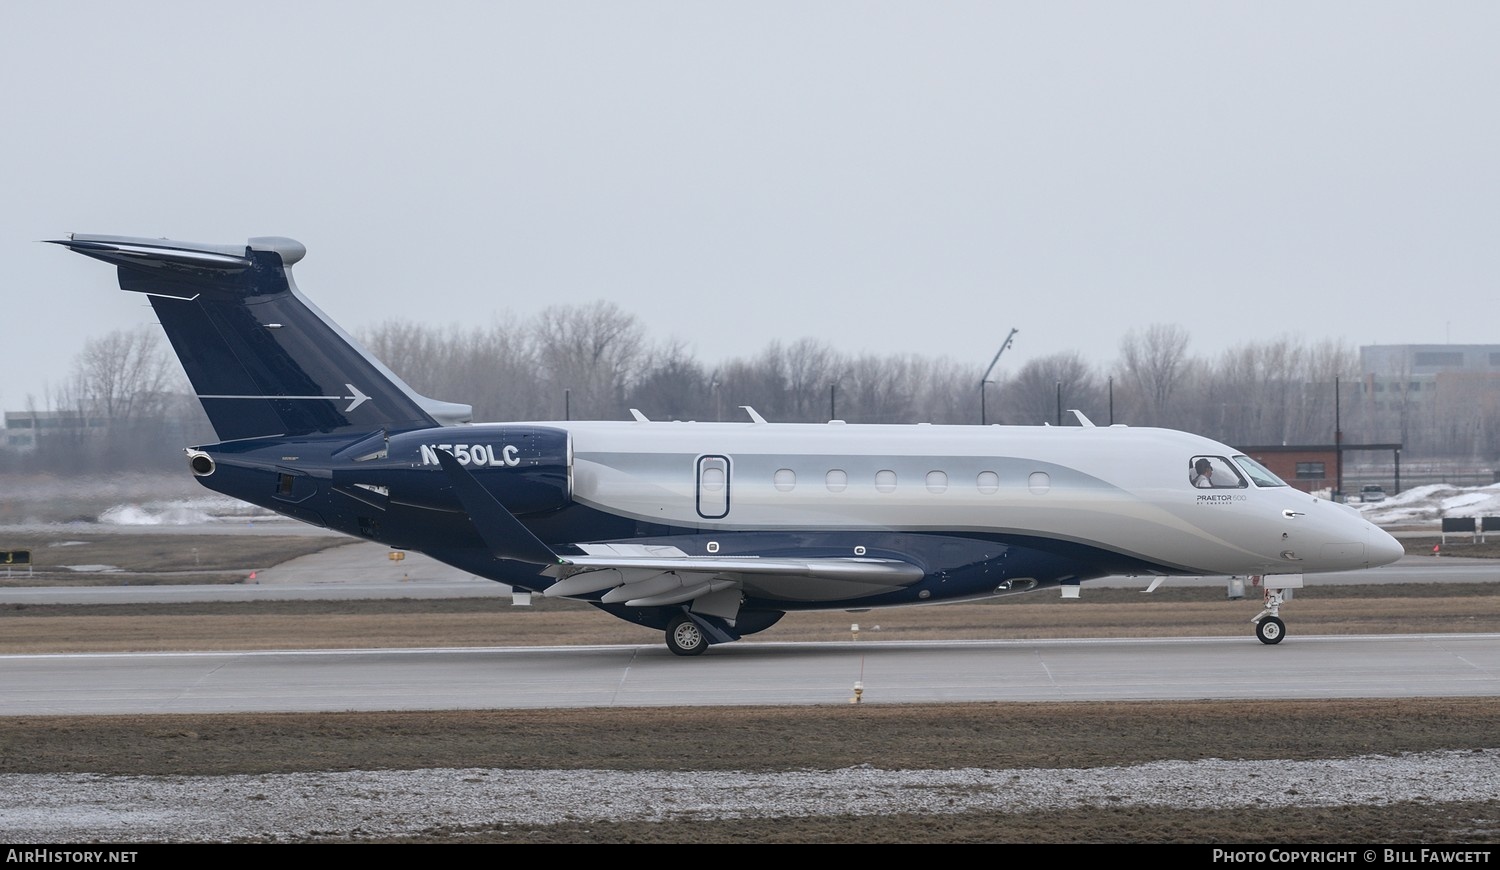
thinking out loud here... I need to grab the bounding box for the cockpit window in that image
[1233,455,1288,488]
[1188,455,1246,489]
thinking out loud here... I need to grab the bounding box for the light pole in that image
[980,328,1019,425]
[1334,376,1343,502]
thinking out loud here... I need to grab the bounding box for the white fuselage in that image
[539,419,1402,578]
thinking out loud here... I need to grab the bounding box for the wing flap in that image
[541,553,925,604]
[618,578,739,607]
[599,571,698,604]
[546,555,924,583]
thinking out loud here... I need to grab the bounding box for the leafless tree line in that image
[361,303,977,426]
[7,327,205,472]
[10,312,1499,475]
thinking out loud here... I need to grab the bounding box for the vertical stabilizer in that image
[51,234,472,441]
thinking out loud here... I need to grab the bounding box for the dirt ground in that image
[5,699,1500,844]
[4,528,1499,843]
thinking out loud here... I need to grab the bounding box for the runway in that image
[2,534,1497,716]
[4,632,1500,716]
[1,542,1495,605]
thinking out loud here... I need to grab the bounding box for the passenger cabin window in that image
[774,469,796,492]
[1188,455,1246,489]
[826,469,848,493]
[976,471,1000,494]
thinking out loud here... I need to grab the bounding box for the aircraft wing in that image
[542,545,926,606]
[431,446,924,607]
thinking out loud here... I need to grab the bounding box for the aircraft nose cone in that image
[1369,525,1405,567]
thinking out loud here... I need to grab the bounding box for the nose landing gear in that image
[1250,576,1300,645]
[1254,612,1285,644]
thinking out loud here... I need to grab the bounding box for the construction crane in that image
[980,328,1019,426]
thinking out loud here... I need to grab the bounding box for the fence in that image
[1440,517,1500,544]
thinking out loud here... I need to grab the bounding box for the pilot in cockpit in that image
[1191,457,1216,488]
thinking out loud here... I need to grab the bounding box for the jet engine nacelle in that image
[385,424,573,516]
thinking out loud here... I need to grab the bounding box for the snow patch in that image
[97,496,276,526]
[1356,482,1500,526]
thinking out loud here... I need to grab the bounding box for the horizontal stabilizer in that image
[49,235,265,277]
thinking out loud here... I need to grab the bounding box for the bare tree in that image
[362,319,543,421]
[1190,338,1306,444]
[447,321,543,422]
[1118,324,1190,425]
[361,320,448,395]
[71,326,178,424]
[841,354,937,423]
[916,356,977,425]
[781,338,843,422]
[25,327,195,471]
[716,342,791,422]
[1293,339,1359,444]
[535,301,646,420]
[1000,352,1105,426]
[629,339,711,421]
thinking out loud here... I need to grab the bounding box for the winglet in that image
[434,449,563,566]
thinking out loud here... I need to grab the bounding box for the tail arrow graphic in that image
[197,383,372,413]
[342,384,370,413]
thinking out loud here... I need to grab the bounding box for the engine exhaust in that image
[186,449,216,477]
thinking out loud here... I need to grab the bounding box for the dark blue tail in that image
[51,234,471,442]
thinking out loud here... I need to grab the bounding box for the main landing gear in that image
[666,613,709,656]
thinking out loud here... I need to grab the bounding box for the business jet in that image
[51,234,1404,655]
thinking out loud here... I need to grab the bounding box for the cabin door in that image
[696,455,731,519]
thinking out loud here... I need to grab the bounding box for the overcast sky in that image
[4,2,1497,414]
